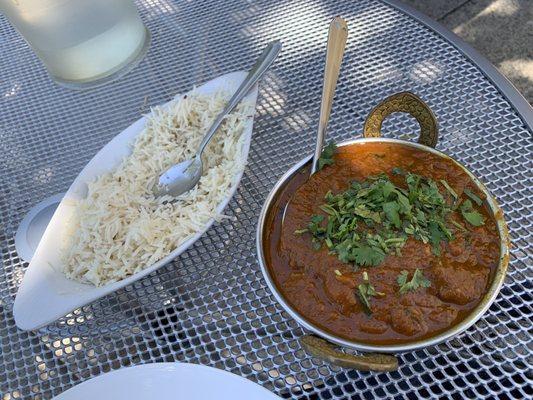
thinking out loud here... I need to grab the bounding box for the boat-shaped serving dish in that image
[14,71,259,331]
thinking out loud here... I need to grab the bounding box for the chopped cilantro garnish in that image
[383,201,401,228]
[397,269,431,294]
[440,179,458,201]
[463,188,483,206]
[450,219,467,232]
[428,220,446,256]
[308,215,325,235]
[317,142,337,170]
[296,167,488,266]
[460,199,485,227]
[352,244,386,267]
[357,271,384,314]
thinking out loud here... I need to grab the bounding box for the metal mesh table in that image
[1,0,531,398]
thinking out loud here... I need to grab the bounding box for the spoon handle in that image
[197,41,282,155]
[310,17,348,175]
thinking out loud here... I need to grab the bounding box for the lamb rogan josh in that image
[264,142,501,345]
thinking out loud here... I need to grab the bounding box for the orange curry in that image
[264,142,500,345]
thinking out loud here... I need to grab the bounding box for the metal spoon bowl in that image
[154,41,282,198]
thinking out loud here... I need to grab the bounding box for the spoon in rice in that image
[153,41,282,198]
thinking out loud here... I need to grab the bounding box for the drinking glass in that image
[1,0,151,89]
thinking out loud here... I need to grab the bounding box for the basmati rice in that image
[63,90,253,286]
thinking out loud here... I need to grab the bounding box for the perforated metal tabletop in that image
[1,0,532,398]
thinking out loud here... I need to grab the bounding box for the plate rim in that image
[53,362,281,399]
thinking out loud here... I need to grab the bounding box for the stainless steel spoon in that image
[281,17,347,224]
[154,41,282,198]
[310,16,348,175]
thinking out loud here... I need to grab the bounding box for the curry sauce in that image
[264,143,501,345]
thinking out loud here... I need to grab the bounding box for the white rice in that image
[63,90,253,286]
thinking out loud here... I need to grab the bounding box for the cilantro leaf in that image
[397,193,411,214]
[460,200,485,227]
[352,244,386,267]
[381,181,396,199]
[450,219,467,232]
[419,180,445,207]
[463,211,484,226]
[397,270,408,287]
[383,201,401,228]
[357,271,385,314]
[317,142,337,170]
[440,179,458,201]
[335,239,352,263]
[428,220,446,255]
[406,173,421,200]
[413,269,431,289]
[353,205,381,224]
[397,269,431,294]
[464,188,483,206]
[310,215,324,224]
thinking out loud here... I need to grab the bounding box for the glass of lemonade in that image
[1,0,150,89]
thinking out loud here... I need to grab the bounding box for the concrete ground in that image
[399,0,532,105]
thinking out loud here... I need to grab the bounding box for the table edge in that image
[381,0,533,131]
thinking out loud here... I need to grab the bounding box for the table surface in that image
[1,0,531,399]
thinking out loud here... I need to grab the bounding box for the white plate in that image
[53,363,281,400]
[14,71,258,331]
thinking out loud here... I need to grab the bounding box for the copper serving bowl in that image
[256,92,510,371]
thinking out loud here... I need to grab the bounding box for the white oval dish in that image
[52,362,281,400]
[13,71,258,331]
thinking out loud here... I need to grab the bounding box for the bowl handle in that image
[363,92,438,148]
[300,335,398,372]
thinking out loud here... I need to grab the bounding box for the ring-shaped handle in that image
[363,92,438,148]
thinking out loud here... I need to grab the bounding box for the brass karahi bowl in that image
[256,92,510,371]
